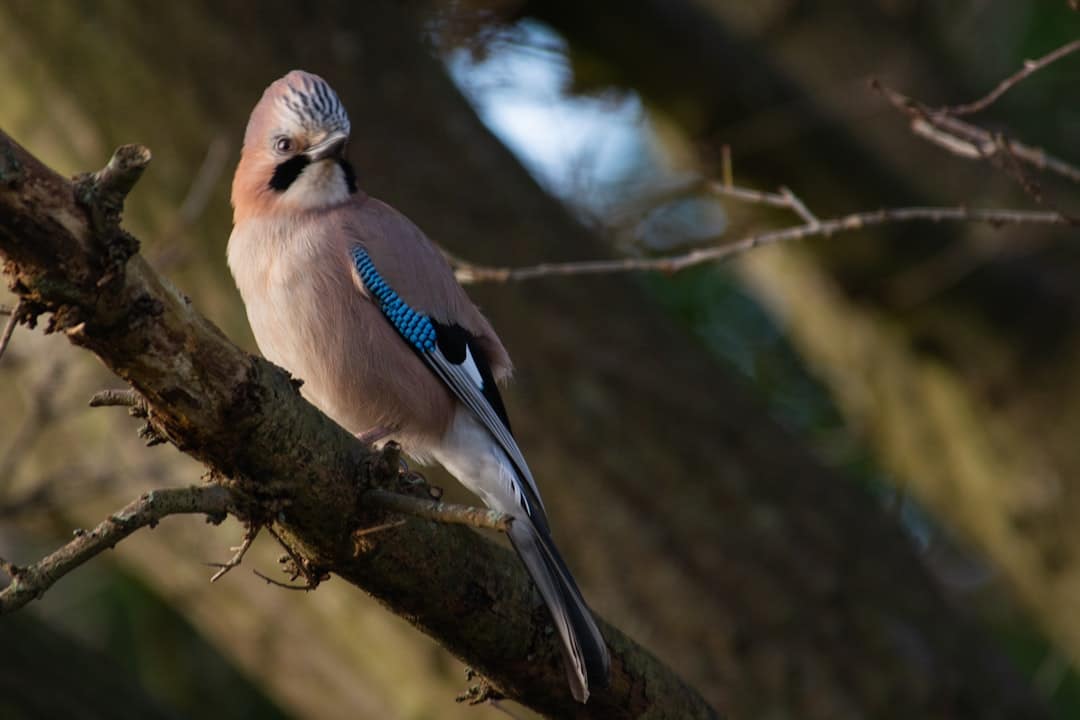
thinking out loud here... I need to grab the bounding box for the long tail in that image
[507,516,610,702]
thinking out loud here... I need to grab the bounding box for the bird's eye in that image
[275,137,294,153]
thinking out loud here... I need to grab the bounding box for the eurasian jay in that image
[227,70,609,702]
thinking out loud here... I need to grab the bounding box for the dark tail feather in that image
[508,517,611,703]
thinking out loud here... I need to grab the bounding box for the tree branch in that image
[364,488,514,532]
[0,131,718,719]
[872,79,1080,185]
[942,38,1080,116]
[0,484,233,613]
[453,202,1066,284]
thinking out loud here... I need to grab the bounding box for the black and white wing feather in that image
[350,247,546,519]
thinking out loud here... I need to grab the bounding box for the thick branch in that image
[0,131,716,718]
[0,484,233,613]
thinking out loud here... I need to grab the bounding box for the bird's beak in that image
[304,131,349,162]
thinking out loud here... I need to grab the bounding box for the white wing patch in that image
[461,346,484,389]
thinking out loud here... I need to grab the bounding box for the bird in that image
[227,70,610,702]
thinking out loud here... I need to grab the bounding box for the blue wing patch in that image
[351,247,436,352]
[350,246,546,520]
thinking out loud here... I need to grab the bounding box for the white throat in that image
[281,160,350,212]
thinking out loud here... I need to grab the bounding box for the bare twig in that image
[364,488,514,532]
[703,180,792,209]
[89,388,147,415]
[453,203,1068,284]
[208,522,260,582]
[873,81,1080,185]
[352,518,407,538]
[265,524,325,588]
[89,388,143,408]
[151,135,231,271]
[0,304,11,316]
[0,298,21,362]
[0,356,67,492]
[779,186,819,226]
[989,132,1080,224]
[253,568,318,591]
[944,38,1080,116]
[0,484,233,613]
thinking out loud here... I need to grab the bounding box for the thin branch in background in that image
[0,355,68,494]
[703,180,794,210]
[779,185,819,226]
[872,80,1080,185]
[252,568,318,591]
[943,38,1080,116]
[0,304,11,316]
[364,488,514,532]
[991,132,1080,223]
[207,522,261,583]
[0,484,234,613]
[0,298,22,362]
[453,200,1067,284]
[150,134,231,272]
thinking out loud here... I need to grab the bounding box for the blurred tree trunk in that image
[0,1,1052,718]
[525,0,1080,701]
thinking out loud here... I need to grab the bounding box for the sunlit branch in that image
[364,488,514,532]
[0,484,233,614]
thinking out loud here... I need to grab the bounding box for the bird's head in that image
[231,70,358,222]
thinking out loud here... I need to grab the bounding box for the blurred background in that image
[1,1,1079,718]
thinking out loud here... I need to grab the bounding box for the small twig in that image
[873,81,1080,185]
[152,135,231,272]
[944,38,1080,116]
[0,304,11,316]
[265,524,323,588]
[721,144,733,188]
[252,568,317,591]
[453,203,1068,284]
[0,298,22,362]
[208,522,261,582]
[779,186,819,226]
[352,518,407,538]
[0,484,233,614]
[703,180,791,209]
[89,388,148,416]
[364,489,514,532]
[88,388,144,408]
[988,133,1080,225]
